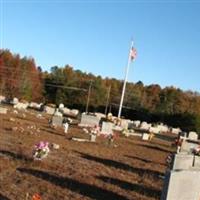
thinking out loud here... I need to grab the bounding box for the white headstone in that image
[132,120,140,127]
[140,122,151,130]
[171,128,181,134]
[59,103,64,109]
[12,97,19,105]
[142,133,149,140]
[54,108,63,117]
[188,131,198,141]
[90,134,97,142]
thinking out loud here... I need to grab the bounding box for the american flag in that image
[130,46,137,61]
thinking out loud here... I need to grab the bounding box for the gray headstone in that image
[0,107,7,114]
[188,131,198,141]
[80,114,100,127]
[161,170,200,200]
[172,154,194,170]
[101,122,113,135]
[52,116,63,127]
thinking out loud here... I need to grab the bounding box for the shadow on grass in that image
[17,168,129,200]
[125,155,166,166]
[0,193,10,200]
[139,143,174,153]
[40,127,64,137]
[0,150,32,162]
[97,175,161,199]
[75,151,164,178]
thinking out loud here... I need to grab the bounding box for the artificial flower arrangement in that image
[33,141,50,160]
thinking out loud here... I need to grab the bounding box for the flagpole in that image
[118,40,134,119]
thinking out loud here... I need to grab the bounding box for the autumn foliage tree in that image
[0,49,43,101]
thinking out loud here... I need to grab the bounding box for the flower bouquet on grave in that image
[192,146,200,156]
[33,141,50,160]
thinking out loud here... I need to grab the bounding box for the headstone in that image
[161,170,200,200]
[149,127,160,134]
[121,119,129,130]
[79,114,100,127]
[181,140,198,153]
[157,124,169,133]
[171,128,181,134]
[0,107,7,114]
[101,122,113,135]
[59,103,64,110]
[52,116,63,127]
[45,106,55,115]
[140,122,151,130]
[132,120,140,128]
[61,107,79,117]
[142,133,149,140]
[29,102,42,110]
[188,131,198,141]
[128,122,134,129]
[90,134,96,142]
[14,102,29,110]
[172,154,194,170]
[12,97,19,105]
[54,108,63,117]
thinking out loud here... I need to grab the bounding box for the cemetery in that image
[0,102,199,200]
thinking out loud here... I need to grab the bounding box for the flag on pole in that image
[130,46,137,61]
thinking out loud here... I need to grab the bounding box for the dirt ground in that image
[0,105,176,200]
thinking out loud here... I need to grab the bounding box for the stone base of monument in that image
[161,169,200,200]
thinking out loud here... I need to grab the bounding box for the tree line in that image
[1,49,200,133]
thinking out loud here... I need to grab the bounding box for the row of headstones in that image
[161,140,200,200]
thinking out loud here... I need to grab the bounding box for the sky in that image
[1,0,200,92]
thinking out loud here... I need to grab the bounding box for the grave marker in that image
[52,116,63,127]
[161,170,200,200]
[101,122,113,135]
[188,131,198,141]
[79,114,100,127]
